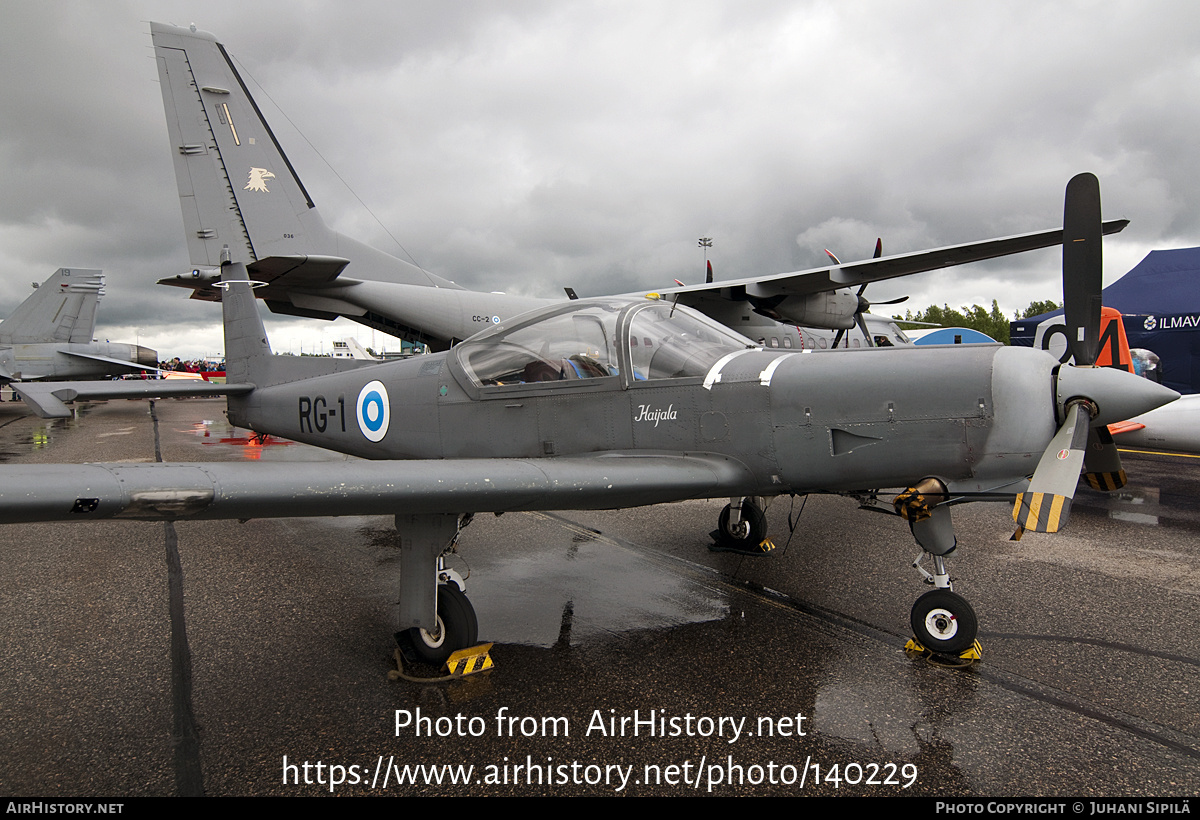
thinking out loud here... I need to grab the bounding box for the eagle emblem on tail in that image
[245,167,276,193]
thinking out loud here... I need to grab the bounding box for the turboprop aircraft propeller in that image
[827,239,908,348]
[1013,173,1156,535]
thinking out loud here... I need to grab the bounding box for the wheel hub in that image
[417,615,446,649]
[924,608,958,639]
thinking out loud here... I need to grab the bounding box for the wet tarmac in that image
[0,398,1197,796]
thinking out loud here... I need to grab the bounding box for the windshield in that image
[624,302,755,380]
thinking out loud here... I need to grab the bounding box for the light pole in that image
[698,237,713,283]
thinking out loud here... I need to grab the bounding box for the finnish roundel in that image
[356,380,390,442]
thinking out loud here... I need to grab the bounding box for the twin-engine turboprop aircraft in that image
[6,174,1178,662]
[149,22,1128,352]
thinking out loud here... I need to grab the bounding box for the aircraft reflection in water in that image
[4,174,1178,664]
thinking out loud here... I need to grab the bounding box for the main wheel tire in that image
[910,589,977,655]
[716,499,768,552]
[408,583,479,664]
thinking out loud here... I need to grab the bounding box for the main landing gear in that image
[711,497,774,554]
[394,513,483,666]
[895,479,981,660]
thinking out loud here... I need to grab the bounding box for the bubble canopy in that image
[451,297,758,393]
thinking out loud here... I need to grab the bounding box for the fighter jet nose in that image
[1055,364,1179,426]
[135,346,159,368]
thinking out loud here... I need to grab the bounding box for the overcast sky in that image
[3,1,1199,358]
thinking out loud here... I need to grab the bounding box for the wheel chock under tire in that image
[446,642,494,676]
[390,642,495,682]
[905,637,983,664]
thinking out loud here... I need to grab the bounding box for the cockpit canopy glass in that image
[455,297,755,389]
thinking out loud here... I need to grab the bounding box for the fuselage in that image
[229,298,1058,501]
[0,343,158,381]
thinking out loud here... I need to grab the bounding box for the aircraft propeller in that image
[1013,173,1167,536]
[828,239,908,348]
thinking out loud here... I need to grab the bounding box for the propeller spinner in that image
[828,239,907,348]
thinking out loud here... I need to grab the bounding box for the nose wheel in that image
[910,589,977,655]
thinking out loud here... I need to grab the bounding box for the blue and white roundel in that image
[356,380,390,442]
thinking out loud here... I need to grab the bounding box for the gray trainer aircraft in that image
[150,22,1127,352]
[5,173,1178,663]
[0,268,157,385]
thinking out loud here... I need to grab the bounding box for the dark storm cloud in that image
[3,0,1198,356]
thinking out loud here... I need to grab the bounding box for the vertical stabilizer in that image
[152,22,327,267]
[150,22,457,291]
[220,263,271,386]
[0,269,104,345]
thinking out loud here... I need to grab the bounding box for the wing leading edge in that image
[0,453,756,524]
[659,220,1130,300]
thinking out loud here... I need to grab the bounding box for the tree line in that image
[893,300,1060,345]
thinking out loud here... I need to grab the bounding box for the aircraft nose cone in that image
[1055,365,1179,426]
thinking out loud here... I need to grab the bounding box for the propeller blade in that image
[824,249,842,265]
[1063,172,1103,366]
[856,313,874,347]
[873,238,883,259]
[1083,425,1127,491]
[1013,401,1090,533]
[706,260,713,284]
[832,327,847,348]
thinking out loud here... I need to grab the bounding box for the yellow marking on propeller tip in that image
[1044,494,1067,532]
[1025,492,1044,525]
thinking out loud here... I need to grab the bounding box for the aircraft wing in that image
[655,220,1130,300]
[0,452,755,524]
[13,380,254,419]
[59,350,163,371]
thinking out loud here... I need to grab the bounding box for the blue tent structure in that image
[908,327,998,345]
[1010,247,1200,394]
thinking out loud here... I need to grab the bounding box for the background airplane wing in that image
[0,452,755,524]
[656,220,1130,300]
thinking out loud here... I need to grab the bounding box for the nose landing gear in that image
[896,479,981,661]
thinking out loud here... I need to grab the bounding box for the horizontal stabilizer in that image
[158,255,355,298]
[13,380,254,419]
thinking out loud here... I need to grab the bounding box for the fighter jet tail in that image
[0,269,104,345]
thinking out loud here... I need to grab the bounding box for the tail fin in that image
[1095,306,1133,372]
[152,23,327,268]
[219,262,271,385]
[0,269,104,344]
[1033,305,1134,372]
[150,22,455,290]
